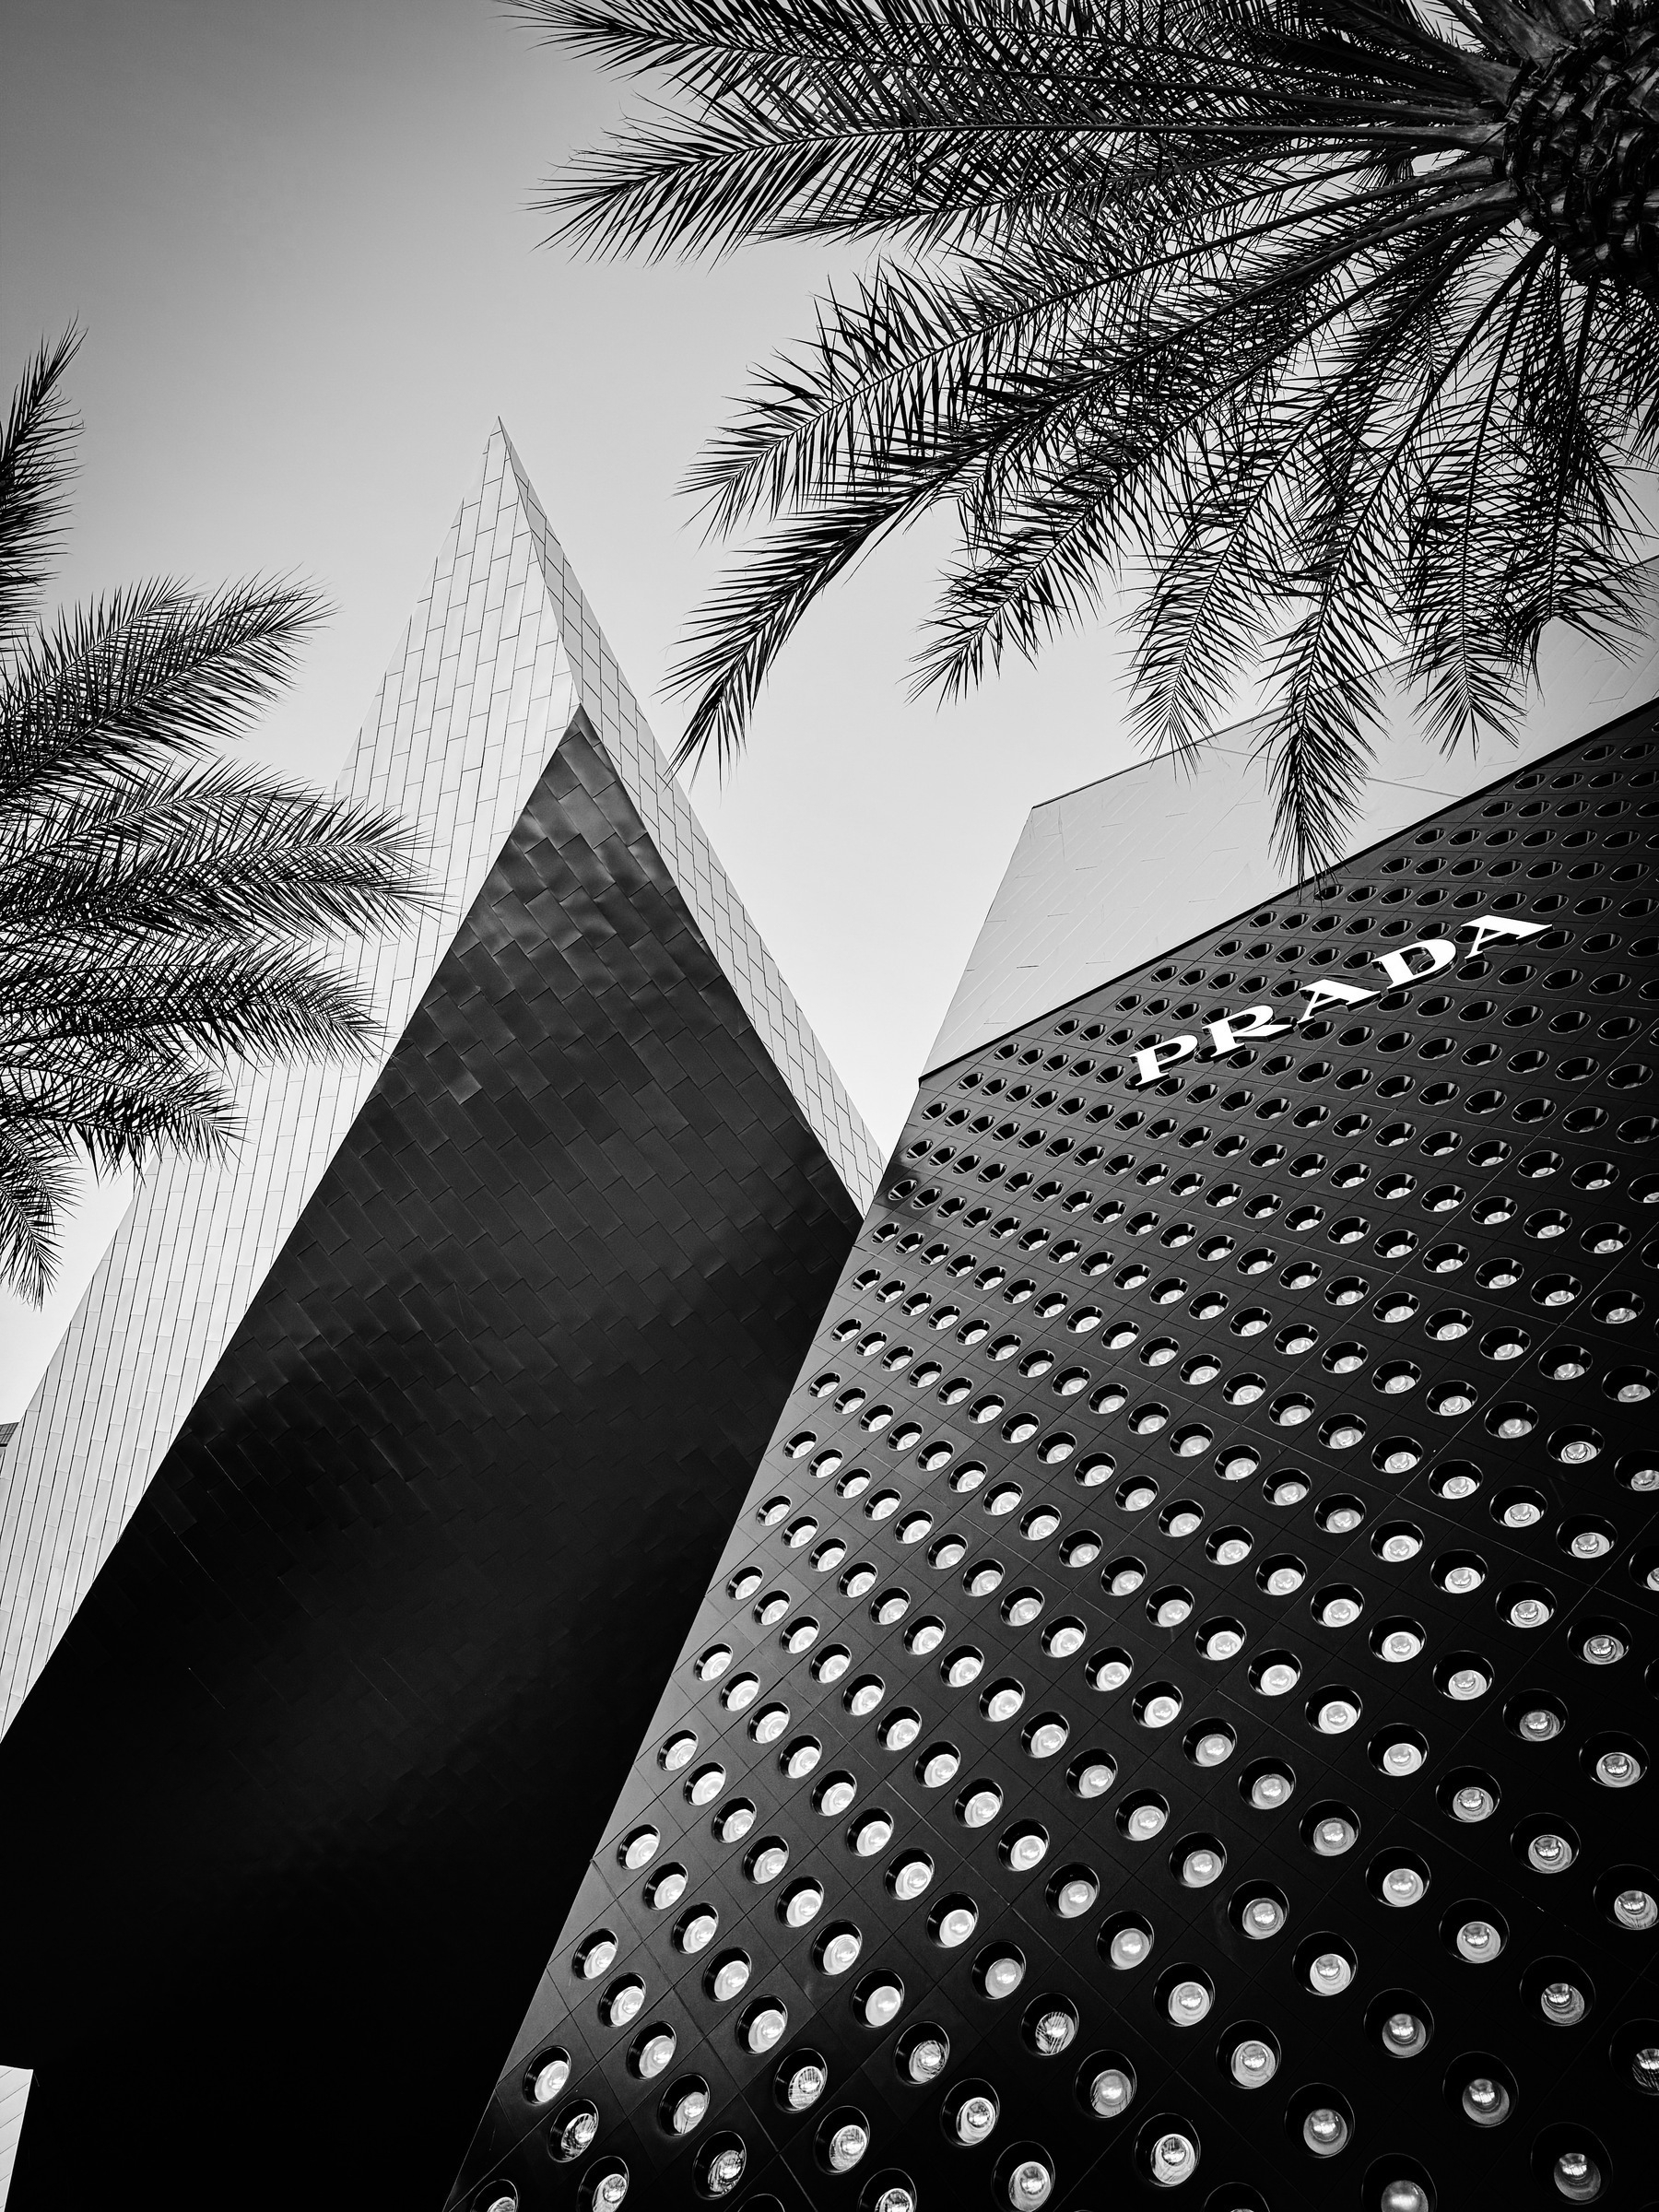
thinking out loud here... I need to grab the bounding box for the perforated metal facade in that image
[451,713,1659,2212]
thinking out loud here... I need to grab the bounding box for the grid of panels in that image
[452,719,1659,2212]
[0,711,861,2210]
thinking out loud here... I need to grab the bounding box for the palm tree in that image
[517,0,1659,867]
[0,333,423,1301]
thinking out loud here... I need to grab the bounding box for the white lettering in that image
[1462,912,1549,956]
[1207,1006,1291,1053]
[1297,980,1377,1020]
[1124,905,1540,1084]
[1134,1035,1198,1086]
[1373,937,1456,988]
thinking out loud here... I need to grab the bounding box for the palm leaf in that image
[524,0,1659,870]
[0,328,81,654]
[0,338,425,1302]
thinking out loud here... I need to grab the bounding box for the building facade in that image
[449,695,1659,2210]
[0,430,880,2206]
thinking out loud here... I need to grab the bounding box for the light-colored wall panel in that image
[927,594,1659,1073]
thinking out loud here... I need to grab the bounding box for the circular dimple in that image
[1593,1746,1644,1788]
[1375,1730,1427,1777]
[1051,1866,1099,1919]
[1177,1839,1225,1888]
[1104,1912,1153,1971]
[1148,2128,1198,2186]
[889,1852,933,1902]
[1451,1779,1497,1823]
[1380,2008,1429,2058]
[781,2053,828,2110]
[1515,1701,1564,1743]
[1581,1628,1627,1665]
[1460,2073,1512,2127]
[959,1781,1003,1830]
[1539,1980,1587,2027]
[1375,1621,1423,1664]
[1311,1811,1358,1858]
[782,1879,824,1929]
[1253,1649,1301,1698]
[1085,2060,1135,2118]
[1122,1794,1169,1842]
[1374,1524,1423,1564]
[1381,1865,1426,1909]
[1189,1724,1235,1768]
[900,2025,949,2086]
[1247,1764,1294,1811]
[1165,1974,1213,2026]
[1002,1824,1049,1875]
[1135,1682,1183,1729]
[1306,1948,1353,1995]
[1240,1893,1287,1939]
[932,1897,979,1949]
[1061,1745,1115,1800]
[1550,2148,1603,2204]
[1026,1712,1070,1759]
[1436,1553,1486,1594]
[1230,2038,1277,2089]
[1454,1917,1503,1965]
[525,2049,571,2104]
[1528,1830,1576,1876]
[1445,1663,1488,1700]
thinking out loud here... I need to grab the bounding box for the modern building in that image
[0,429,881,2207]
[447,618,1659,2212]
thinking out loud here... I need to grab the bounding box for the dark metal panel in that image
[0,709,859,2207]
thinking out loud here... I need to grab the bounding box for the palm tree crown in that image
[519,0,1659,866]
[0,335,424,1300]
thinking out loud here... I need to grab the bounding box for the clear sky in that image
[0,0,1154,1413]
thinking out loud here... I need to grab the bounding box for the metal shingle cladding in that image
[449,712,1659,2212]
[0,425,878,1752]
[0,708,860,2207]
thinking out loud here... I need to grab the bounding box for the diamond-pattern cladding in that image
[0,425,879,1745]
[0,709,863,2211]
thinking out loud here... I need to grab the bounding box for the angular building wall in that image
[452,712,1658,2212]
[0,434,880,2206]
[0,423,878,1739]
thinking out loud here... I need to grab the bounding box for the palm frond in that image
[0,327,81,654]
[0,1119,80,1304]
[0,576,326,809]
[529,0,1659,865]
[0,760,426,951]
[0,337,426,1301]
